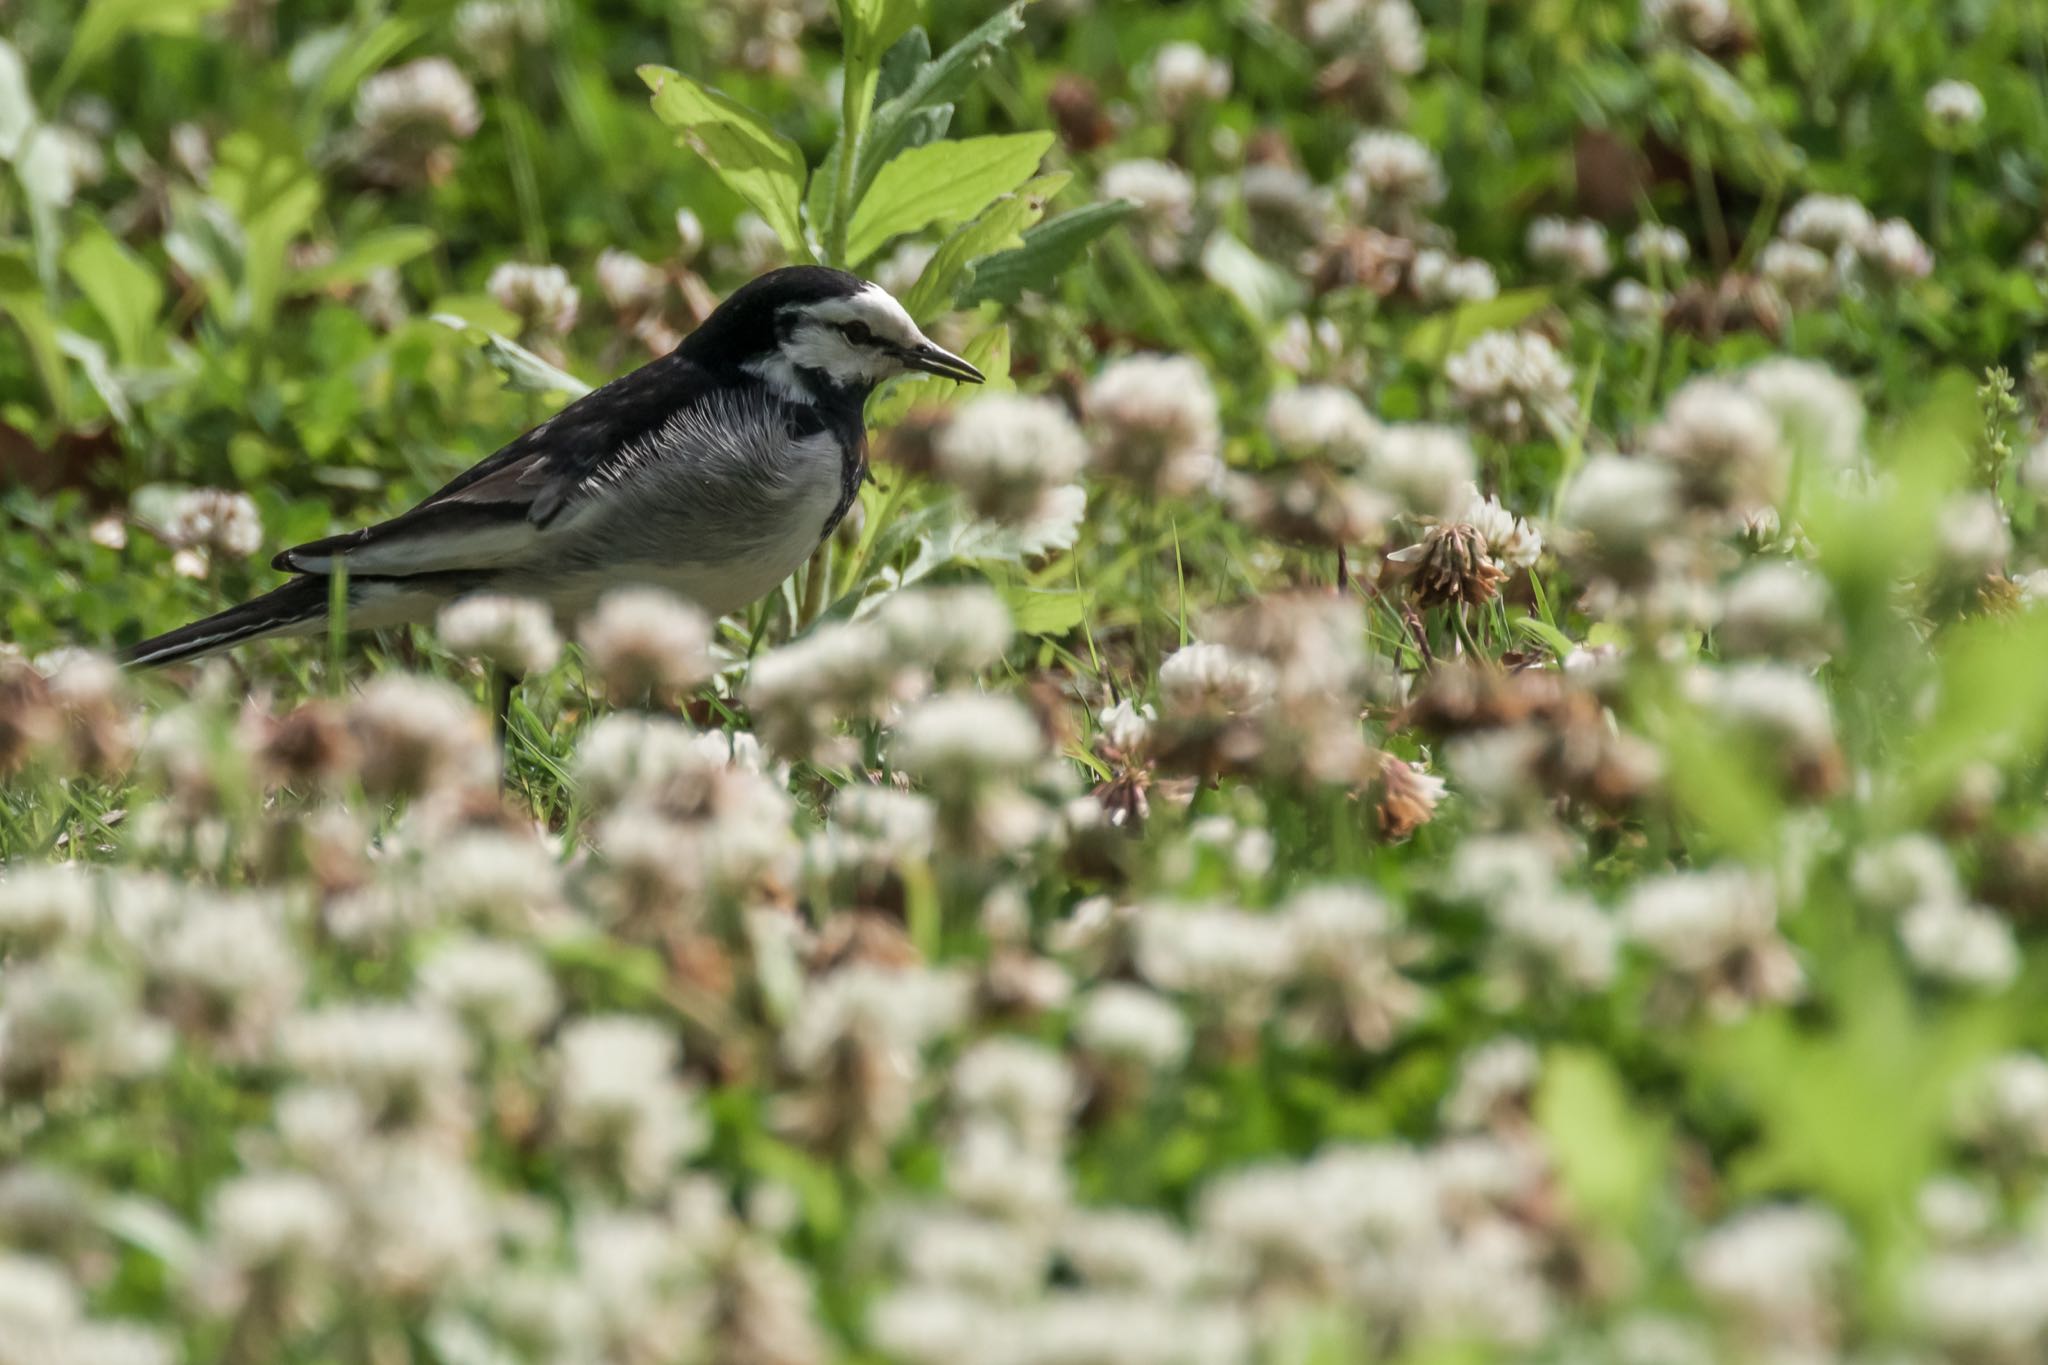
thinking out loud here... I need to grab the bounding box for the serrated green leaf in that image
[845,132,1051,266]
[856,2,1026,205]
[62,223,162,367]
[960,198,1135,306]
[641,66,812,262]
[903,172,1069,318]
[1005,587,1086,636]
[287,226,438,295]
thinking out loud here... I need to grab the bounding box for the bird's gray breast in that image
[556,386,847,576]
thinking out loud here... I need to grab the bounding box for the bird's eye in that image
[842,321,873,346]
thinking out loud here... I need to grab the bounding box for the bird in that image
[123,265,984,673]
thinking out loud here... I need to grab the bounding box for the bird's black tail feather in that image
[123,577,333,668]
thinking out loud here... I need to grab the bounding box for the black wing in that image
[274,349,725,577]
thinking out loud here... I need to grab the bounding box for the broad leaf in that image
[904,172,1069,318]
[856,2,1027,205]
[1400,288,1552,363]
[1535,1049,1667,1233]
[1201,229,1304,327]
[288,226,438,295]
[846,132,1051,266]
[0,249,70,419]
[432,314,594,398]
[63,224,163,366]
[640,66,812,261]
[961,199,1135,306]
[55,0,231,95]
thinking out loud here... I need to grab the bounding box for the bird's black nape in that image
[676,266,867,371]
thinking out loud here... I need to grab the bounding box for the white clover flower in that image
[1740,357,1865,469]
[0,864,95,954]
[145,894,303,1060]
[1365,423,1477,519]
[1527,216,1612,282]
[1622,866,1803,1014]
[552,1015,707,1194]
[206,1171,345,1272]
[1445,330,1578,441]
[1102,160,1197,267]
[1642,0,1737,47]
[1901,899,2019,990]
[0,1251,80,1333]
[1690,662,1837,759]
[1782,193,1876,253]
[348,1144,493,1299]
[673,208,706,264]
[889,692,1044,791]
[454,0,549,77]
[1863,217,1935,281]
[1488,890,1621,997]
[1073,983,1190,1069]
[0,957,170,1098]
[1410,248,1499,305]
[1627,223,1691,270]
[1133,902,1294,1012]
[933,393,1090,525]
[1443,1037,1541,1130]
[577,587,713,701]
[355,57,483,141]
[1850,834,1963,914]
[1058,1209,1200,1297]
[1718,560,1832,658]
[873,586,1014,677]
[1264,384,1380,465]
[809,784,938,881]
[1911,1239,2048,1356]
[1686,1203,1849,1336]
[1611,278,1668,325]
[1644,376,1788,512]
[1556,453,1680,559]
[418,936,558,1042]
[347,673,494,796]
[1936,491,2011,578]
[1925,79,1987,131]
[1759,239,1837,307]
[280,1003,471,1134]
[437,593,561,676]
[488,261,580,336]
[594,248,668,314]
[164,489,263,561]
[1157,642,1274,718]
[1086,354,1224,498]
[1149,40,1231,118]
[1956,1052,2048,1156]
[951,1038,1075,1157]
[1345,130,1445,208]
[1916,1176,1996,1246]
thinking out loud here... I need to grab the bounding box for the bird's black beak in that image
[902,341,985,384]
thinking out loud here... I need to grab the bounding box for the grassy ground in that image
[4,0,2048,1360]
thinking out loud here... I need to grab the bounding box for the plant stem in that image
[828,52,877,267]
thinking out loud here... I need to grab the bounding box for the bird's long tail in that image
[123,577,333,668]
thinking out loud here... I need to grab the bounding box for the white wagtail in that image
[124,266,984,668]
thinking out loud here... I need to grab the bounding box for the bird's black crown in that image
[679,266,866,369]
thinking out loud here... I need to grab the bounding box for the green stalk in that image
[828,47,879,267]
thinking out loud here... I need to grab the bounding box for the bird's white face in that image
[749,282,984,399]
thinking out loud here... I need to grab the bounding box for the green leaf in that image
[856,2,1027,204]
[1534,1048,1667,1232]
[1400,288,1553,363]
[431,314,593,398]
[211,129,322,333]
[54,0,231,95]
[845,132,1051,266]
[0,40,34,161]
[838,0,922,65]
[1901,607,2048,815]
[640,66,812,262]
[1004,587,1086,636]
[960,199,1135,307]
[287,226,438,295]
[1200,230,1305,327]
[0,248,70,419]
[62,223,163,367]
[903,172,1069,319]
